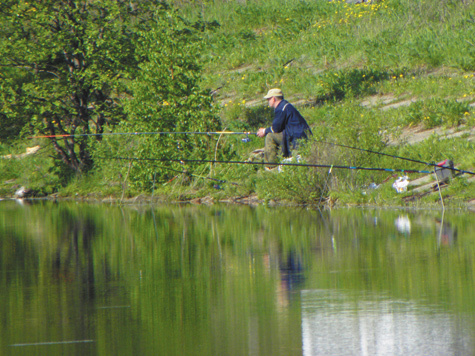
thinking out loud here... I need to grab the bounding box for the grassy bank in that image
[1,0,475,207]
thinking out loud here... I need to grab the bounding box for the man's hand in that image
[257,128,266,138]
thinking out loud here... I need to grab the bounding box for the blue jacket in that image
[264,100,311,157]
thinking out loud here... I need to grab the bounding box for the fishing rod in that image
[315,140,475,176]
[30,131,256,142]
[97,156,435,174]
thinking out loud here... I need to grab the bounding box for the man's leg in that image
[264,132,283,167]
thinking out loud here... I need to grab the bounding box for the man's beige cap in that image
[264,88,283,99]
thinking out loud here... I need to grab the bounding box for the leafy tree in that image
[0,69,29,140]
[0,1,156,173]
[123,7,222,189]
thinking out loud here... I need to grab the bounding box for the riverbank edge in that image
[7,192,475,213]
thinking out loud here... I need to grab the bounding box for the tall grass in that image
[191,0,474,92]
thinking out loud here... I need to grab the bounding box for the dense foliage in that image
[121,8,222,189]
[0,1,149,171]
[0,0,220,185]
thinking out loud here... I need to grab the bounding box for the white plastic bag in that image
[392,176,409,193]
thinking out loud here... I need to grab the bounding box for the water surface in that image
[1,201,474,355]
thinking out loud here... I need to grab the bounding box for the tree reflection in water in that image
[52,210,97,300]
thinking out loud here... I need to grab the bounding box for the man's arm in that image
[265,108,286,135]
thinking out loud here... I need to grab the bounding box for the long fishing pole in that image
[29,130,474,175]
[30,131,257,139]
[315,140,475,175]
[97,156,435,174]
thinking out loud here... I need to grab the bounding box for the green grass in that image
[2,0,475,207]
[188,0,475,207]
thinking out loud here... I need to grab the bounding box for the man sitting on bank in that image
[256,88,311,168]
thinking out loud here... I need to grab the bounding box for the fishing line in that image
[315,140,475,175]
[96,156,434,174]
[318,165,333,206]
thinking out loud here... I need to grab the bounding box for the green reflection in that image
[0,201,475,355]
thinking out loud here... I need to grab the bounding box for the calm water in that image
[1,200,474,355]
